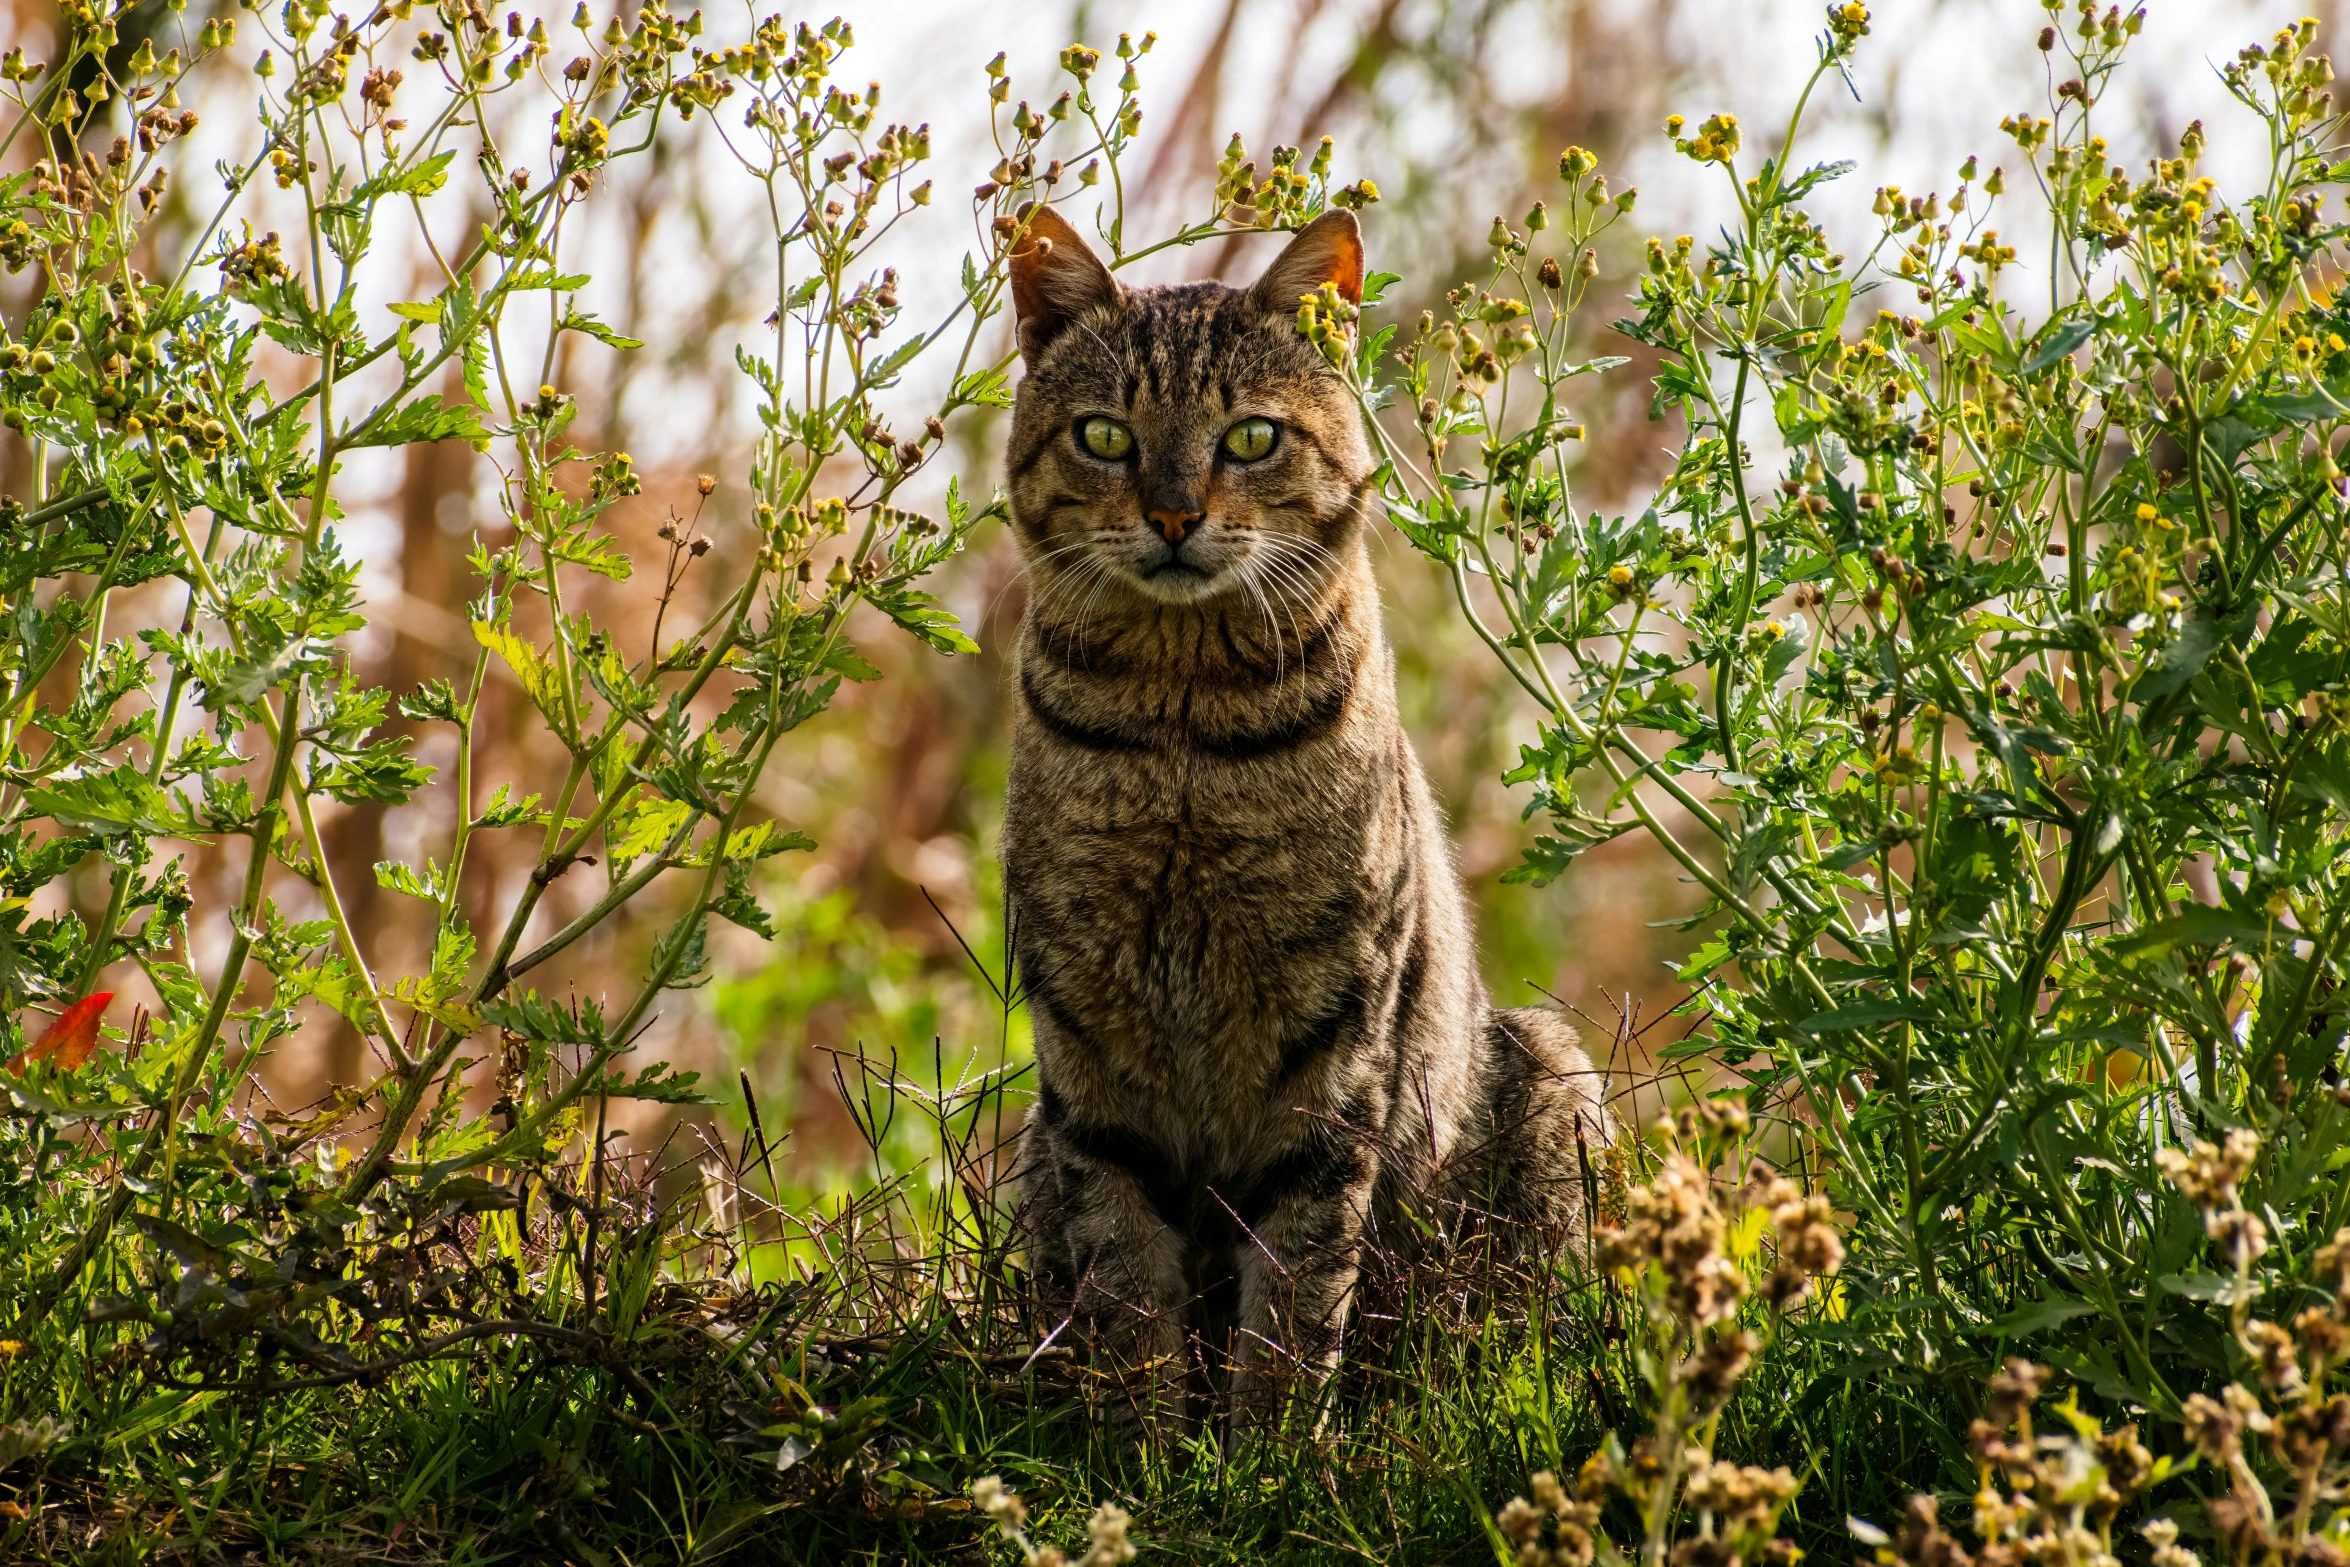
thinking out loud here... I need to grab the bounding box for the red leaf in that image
[7,992,114,1073]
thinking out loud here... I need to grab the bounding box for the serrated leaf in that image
[559,306,643,351]
[353,149,456,201]
[23,771,197,838]
[473,622,570,738]
[345,393,489,450]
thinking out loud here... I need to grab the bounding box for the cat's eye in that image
[1076,416,1134,461]
[1222,417,1279,462]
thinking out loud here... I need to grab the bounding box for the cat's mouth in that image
[1130,537,1225,599]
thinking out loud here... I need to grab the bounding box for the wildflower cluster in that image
[1855,1358,2169,1567]
[1831,1134,2350,1567]
[1383,135,1628,570]
[968,35,1372,372]
[1498,1101,1842,1567]
[971,1476,1139,1567]
[1295,280,1360,368]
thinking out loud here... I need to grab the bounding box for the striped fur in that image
[1001,209,1609,1435]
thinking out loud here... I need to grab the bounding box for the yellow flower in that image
[0,1340,21,1359]
[2136,503,2158,523]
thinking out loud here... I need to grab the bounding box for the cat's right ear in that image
[1009,203,1120,364]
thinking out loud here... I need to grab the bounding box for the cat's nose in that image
[1147,507,1202,544]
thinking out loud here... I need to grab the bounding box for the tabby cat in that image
[1002,205,1608,1432]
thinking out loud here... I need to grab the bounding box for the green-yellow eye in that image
[1077,416,1133,460]
[1222,417,1278,462]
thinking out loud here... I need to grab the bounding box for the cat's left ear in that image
[1248,210,1365,312]
[1009,203,1121,364]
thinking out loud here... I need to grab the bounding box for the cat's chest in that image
[1006,740,1400,1044]
[1007,744,1381,913]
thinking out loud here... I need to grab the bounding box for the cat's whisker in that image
[1256,529,1343,580]
[986,536,1110,630]
[1250,546,1337,614]
[1246,546,1321,643]
[1243,552,1313,671]
[1030,551,1117,669]
[1067,553,1127,667]
[1236,563,1286,685]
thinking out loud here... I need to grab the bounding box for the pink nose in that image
[1149,508,1200,544]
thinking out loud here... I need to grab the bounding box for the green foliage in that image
[1354,0,2350,1458]
[0,0,1044,1548]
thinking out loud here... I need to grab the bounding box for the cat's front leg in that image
[1225,1119,1379,1443]
[1046,1119,1197,1440]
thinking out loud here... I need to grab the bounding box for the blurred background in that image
[2,0,2337,1190]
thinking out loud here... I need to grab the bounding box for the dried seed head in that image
[1984,1358,2048,1427]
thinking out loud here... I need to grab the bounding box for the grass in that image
[0,1027,1977,1567]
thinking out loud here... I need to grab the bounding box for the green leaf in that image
[1981,1297,2097,1339]
[2155,1271,2253,1303]
[374,859,450,902]
[480,989,607,1048]
[506,268,591,292]
[868,586,979,655]
[550,528,634,581]
[607,795,692,867]
[560,306,644,351]
[1777,158,1856,200]
[473,621,571,737]
[952,366,1013,410]
[2021,318,2096,375]
[345,393,489,450]
[352,149,456,201]
[23,770,197,838]
[473,784,549,830]
[2115,903,2274,957]
[2134,611,2224,703]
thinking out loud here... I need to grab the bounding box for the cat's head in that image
[1004,206,1373,614]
